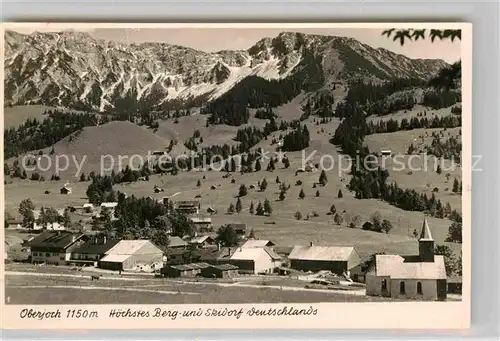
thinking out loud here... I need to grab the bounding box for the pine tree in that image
[279,190,286,201]
[319,170,328,186]
[249,228,256,239]
[197,179,201,187]
[294,211,302,220]
[263,199,272,216]
[80,173,86,182]
[255,159,261,172]
[334,213,343,225]
[338,189,343,198]
[452,178,460,193]
[235,198,242,213]
[315,190,320,197]
[238,184,248,197]
[276,176,280,183]
[227,203,235,215]
[299,188,306,199]
[436,164,442,174]
[256,202,265,216]
[282,157,290,169]
[267,158,275,171]
[329,204,336,215]
[260,178,268,191]
[381,219,393,234]
[249,201,255,215]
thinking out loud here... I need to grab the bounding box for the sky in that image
[9,27,461,63]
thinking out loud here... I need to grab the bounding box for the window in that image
[417,282,423,295]
[400,281,406,295]
[33,252,37,256]
[53,253,58,256]
[45,253,50,257]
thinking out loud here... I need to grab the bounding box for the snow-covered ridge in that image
[4,30,449,110]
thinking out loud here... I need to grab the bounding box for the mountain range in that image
[4,30,449,111]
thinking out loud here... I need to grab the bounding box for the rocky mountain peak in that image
[4,29,449,111]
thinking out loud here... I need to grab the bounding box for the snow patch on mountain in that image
[4,30,449,110]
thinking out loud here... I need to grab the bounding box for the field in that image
[5,269,386,304]
[4,102,463,261]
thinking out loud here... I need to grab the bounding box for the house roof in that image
[168,262,211,271]
[230,247,273,261]
[168,236,188,248]
[210,264,239,271]
[72,238,120,255]
[288,245,356,261]
[189,235,214,244]
[197,246,235,261]
[105,240,150,255]
[100,254,131,263]
[27,231,85,249]
[100,202,118,208]
[241,239,275,248]
[190,217,212,223]
[263,247,282,260]
[419,218,434,241]
[228,223,247,231]
[374,254,447,280]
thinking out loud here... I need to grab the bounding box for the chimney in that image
[217,243,221,251]
[309,241,313,247]
[71,235,76,243]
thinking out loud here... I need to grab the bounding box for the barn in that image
[98,240,165,272]
[201,264,239,278]
[229,247,281,274]
[288,243,362,275]
[161,262,211,278]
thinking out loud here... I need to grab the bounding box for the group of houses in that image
[25,231,166,272]
[9,200,451,300]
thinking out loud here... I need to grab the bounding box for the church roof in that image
[419,218,433,241]
[374,254,446,280]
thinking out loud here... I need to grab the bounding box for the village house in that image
[82,203,94,214]
[5,217,23,229]
[288,243,362,277]
[195,245,236,265]
[380,149,392,157]
[201,264,239,279]
[241,239,276,249]
[98,239,165,272]
[174,200,200,215]
[99,202,118,217]
[27,231,90,265]
[32,209,66,231]
[69,235,119,266]
[229,247,282,274]
[60,184,72,195]
[168,236,189,249]
[188,235,216,248]
[161,262,211,278]
[228,223,247,238]
[365,219,447,301]
[189,216,213,232]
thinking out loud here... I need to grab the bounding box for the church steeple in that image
[419,218,435,262]
[419,218,433,241]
